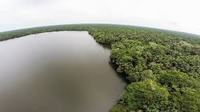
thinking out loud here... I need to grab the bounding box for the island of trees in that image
[0,24,200,112]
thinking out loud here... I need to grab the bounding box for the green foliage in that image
[1,24,200,112]
[111,104,127,112]
[122,80,169,111]
[110,38,200,111]
[158,70,200,89]
[157,71,200,112]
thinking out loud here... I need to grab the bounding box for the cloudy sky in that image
[0,0,200,35]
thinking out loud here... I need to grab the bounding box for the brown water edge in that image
[0,31,126,112]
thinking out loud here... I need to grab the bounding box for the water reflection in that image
[0,31,125,112]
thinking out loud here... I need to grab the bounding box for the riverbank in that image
[1,24,200,112]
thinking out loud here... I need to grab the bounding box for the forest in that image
[0,24,200,112]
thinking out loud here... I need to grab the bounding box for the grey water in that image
[0,31,125,112]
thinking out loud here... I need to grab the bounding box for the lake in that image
[0,31,125,112]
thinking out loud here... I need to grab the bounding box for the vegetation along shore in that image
[0,24,200,112]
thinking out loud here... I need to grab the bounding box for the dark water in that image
[0,31,125,112]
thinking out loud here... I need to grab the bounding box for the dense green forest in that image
[0,24,200,112]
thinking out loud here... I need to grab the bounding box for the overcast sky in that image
[0,0,200,35]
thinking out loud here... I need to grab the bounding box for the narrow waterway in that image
[0,31,125,112]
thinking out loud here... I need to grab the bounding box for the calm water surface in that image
[0,31,125,112]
